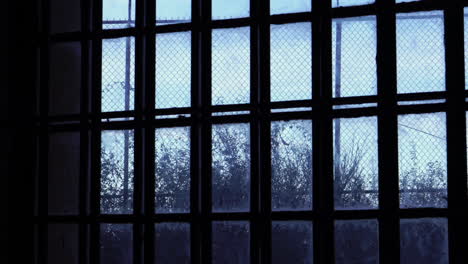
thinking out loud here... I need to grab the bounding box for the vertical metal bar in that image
[333,20,342,205]
[258,0,271,263]
[145,0,156,263]
[250,0,260,262]
[38,0,51,263]
[134,0,145,262]
[315,0,335,263]
[80,0,91,263]
[91,0,103,263]
[444,2,468,264]
[191,0,202,261]
[376,1,399,264]
[200,0,212,260]
[311,1,322,263]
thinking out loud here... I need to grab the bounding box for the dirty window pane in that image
[271,23,312,102]
[332,16,377,98]
[102,37,135,112]
[272,221,313,264]
[272,120,313,211]
[212,124,250,212]
[155,223,191,263]
[212,222,250,264]
[100,224,133,264]
[335,220,379,264]
[155,127,190,213]
[334,117,379,210]
[101,130,135,214]
[397,11,445,94]
[400,218,448,264]
[398,113,447,208]
[212,27,250,105]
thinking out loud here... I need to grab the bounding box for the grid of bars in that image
[35,0,468,264]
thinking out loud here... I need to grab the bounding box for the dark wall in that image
[5,0,37,263]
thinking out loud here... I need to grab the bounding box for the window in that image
[35,0,468,263]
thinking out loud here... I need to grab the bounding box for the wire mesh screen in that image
[332,0,374,8]
[212,27,251,105]
[333,117,379,210]
[212,0,249,20]
[101,130,135,214]
[156,32,191,109]
[271,23,312,102]
[155,127,191,213]
[332,16,377,98]
[396,11,445,94]
[103,0,135,29]
[156,0,191,25]
[398,113,447,208]
[271,120,313,211]
[102,37,135,112]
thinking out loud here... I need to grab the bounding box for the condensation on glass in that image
[212,123,251,212]
[400,218,448,264]
[335,220,379,264]
[270,0,311,15]
[156,32,191,109]
[103,0,135,29]
[101,130,135,214]
[155,223,191,263]
[49,42,81,115]
[212,221,250,264]
[332,16,377,98]
[271,23,312,102]
[398,113,447,208]
[155,127,191,213]
[272,221,313,264]
[212,0,249,20]
[334,117,378,210]
[100,224,133,264]
[397,11,445,94]
[102,37,135,112]
[212,27,250,105]
[156,0,191,25]
[48,132,80,215]
[272,120,313,211]
[332,0,374,8]
[48,224,79,264]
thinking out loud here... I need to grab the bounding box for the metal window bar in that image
[35,0,468,264]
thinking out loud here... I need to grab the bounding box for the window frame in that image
[35,0,468,263]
